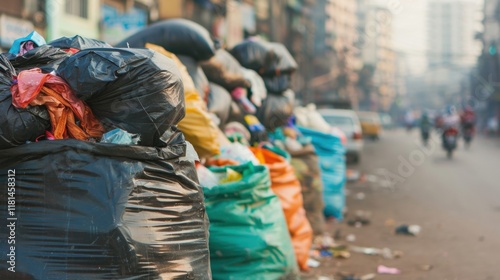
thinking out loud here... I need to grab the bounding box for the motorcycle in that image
[462,124,474,148]
[442,127,459,159]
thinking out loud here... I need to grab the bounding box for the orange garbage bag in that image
[250,147,313,271]
[146,43,220,158]
[205,158,239,167]
[11,68,104,140]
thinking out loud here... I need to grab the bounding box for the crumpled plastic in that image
[9,31,46,55]
[218,143,260,165]
[11,68,104,140]
[100,128,140,145]
[0,55,50,149]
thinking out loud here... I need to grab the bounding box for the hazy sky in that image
[392,0,428,74]
[391,0,483,74]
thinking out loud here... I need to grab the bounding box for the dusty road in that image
[304,129,500,280]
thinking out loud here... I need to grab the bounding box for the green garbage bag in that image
[204,163,300,280]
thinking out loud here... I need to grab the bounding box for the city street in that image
[305,129,500,280]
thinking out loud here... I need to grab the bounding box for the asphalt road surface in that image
[304,129,500,280]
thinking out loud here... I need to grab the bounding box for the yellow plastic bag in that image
[147,43,220,158]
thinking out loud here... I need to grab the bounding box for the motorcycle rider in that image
[441,106,460,146]
[442,106,460,129]
[460,106,476,145]
[420,111,432,145]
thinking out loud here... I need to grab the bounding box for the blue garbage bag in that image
[8,31,46,54]
[297,126,346,220]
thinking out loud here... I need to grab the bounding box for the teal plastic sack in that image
[204,163,300,280]
[298,126,346,220]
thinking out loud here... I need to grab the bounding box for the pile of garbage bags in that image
[0,18,348,279]
[0,31,210,279]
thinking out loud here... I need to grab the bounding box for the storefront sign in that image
[0,14,34,48]
[101,5,147,45]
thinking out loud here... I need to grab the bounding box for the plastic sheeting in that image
[204,163,300,280]
[57,48,185,147]
[0,55,49,149]
[298,126,346,220]
[250,147,313,271]
[0,133,211,279]
[289,145,325,236]
[116,19,216,61]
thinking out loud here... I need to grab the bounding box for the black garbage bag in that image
[48,35,112,50]
[230,40,277,74]
[263,74,292,93]
[116,19,216,61]
[231,41,297,76]
[4,45,69,73]
[57,48,185,147]
[0,55,50,149]
[257,89,295,131]
[200,49,250,91]
[268,43,298,75]
[208,82,232,127]
[0,133,211,279]
[178,55,210,100]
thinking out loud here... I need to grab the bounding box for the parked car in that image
[319,109,363,163]
[357,111,382,140]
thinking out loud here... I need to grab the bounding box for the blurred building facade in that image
[309,0,360,108]
[0,0,400,112]
[0,0,45,52]
[477,0,500,128]
[357,1,396,112]
[428,0,481,68]
[423,0,482,110]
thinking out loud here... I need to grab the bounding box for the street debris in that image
[356,192,366,200]
[347,211,372,227]
[346,234,357,242]
[307,258,321,268]
[377,265,401,275]
[350,246,403,259]
[395,224,422,236]
[384,218,396,227]
[339,272,376,280]
[420,264,434,271]
[346,169,361,182]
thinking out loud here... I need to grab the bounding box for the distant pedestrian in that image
[487,116,498,137]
